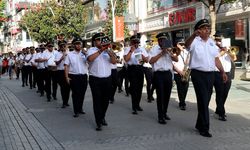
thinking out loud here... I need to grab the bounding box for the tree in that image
[19,0,87,43]
[0,0,6,27]
[199,0,237,36]
[103,0,129,41]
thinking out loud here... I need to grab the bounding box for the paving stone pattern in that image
[0,86,64,150]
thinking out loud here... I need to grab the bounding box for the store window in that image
[216,19,248,68]
[147,0,198,14]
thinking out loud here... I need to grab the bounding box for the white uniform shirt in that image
[189,37,219,72]
[64,50,88,75]
[124,46,149,65]
[216,53,231,72]
[31,53,38,67]
[24,54,33,66]
[55,51,68,70]
[36,52,46,69]
[116,49,124,68]
[86,47,112,78]
[149,45,173,72]
[173,49,189,73]
[43,50,58,67]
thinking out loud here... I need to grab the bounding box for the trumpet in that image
[164,47,181,56]
[228,46,239,55]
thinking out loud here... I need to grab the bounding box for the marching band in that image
[0,19,237,136]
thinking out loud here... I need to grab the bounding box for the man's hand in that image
[66,77,71,84]
[221,72,228,83]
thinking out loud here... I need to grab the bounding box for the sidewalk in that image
[0,71,250,150]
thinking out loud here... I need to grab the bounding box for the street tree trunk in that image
[208,1,216,37]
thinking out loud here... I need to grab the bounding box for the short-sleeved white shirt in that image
[116,50,124,68]
[30,53,38,67]
[173,49,189,73]
[64,50,88,75]
[149,45,173,72]
[36,52,46,69]
[124,46,148,65]
[55,51,68,70]
[24,54,33,66]
[188,37,219,72]
[43,50,58,67]
[216,53,231,72]
[86,47,112,78]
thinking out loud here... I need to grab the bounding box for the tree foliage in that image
[103,0,129,41]
[19,0,87,43]
[0,0,6,27]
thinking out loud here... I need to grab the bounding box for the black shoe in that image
[199,131,212,137]
[96,125,102,131]
[110,99,114,104]
[53,97,57,100]
[179,106,186,111]
[65,104,70,106]
[30,87,32,89]
[164,114,171,120]
[73,114,79,118]
[79,111,86,114]
[26,84,28,86]
[101,119,108,126]
[218,115,227,121]
[132,110,138,115]
[22,84,25,87]
[40,93,44,97]
[47,97,51,102]
[36,90,40,93]
[147,99,152,103]
[158,119,166,124]
[125,93,129,97]
[136,107,143,111]
[118,89,123,93]
[61,105,66,108]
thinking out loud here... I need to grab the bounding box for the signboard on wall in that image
[235,19,245,40]
[115,16,124,41]
[168,7,196,26]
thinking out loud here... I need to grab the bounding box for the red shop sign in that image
[169,7,196,26]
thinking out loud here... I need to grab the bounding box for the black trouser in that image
[174,73,189,107]
[16,67,21,79]
[89,76,112,126]
[21,66,27,86]
[214,72,232,116]
[37,69,46,94]
[32,66,37,88]
[153,71,172,120]
[57,70,70,106]
[117,67,124,91]
[191,69,214,132]
[127,65,144,111]
[143,67,155,100]
[23,66,32,87]
[69,74,88,115]
[110,69,118,102]
[45,70,58,99]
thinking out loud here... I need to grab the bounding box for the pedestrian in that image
[124,34,149,115]
[87,33,116,131]
[149,32,178,124]
[15,52,23,80]
[55,40,70,108]
[23,48,33,88]
[144,39,155,103]
[213,32,237,121]
[185,19,227,137]
[172,38,190,110]
[43,42,58,101]
[8,52,15,80]
[35,45,46,96]
[64,37,88,117]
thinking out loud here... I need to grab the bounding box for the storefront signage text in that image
[169,7,196,26]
